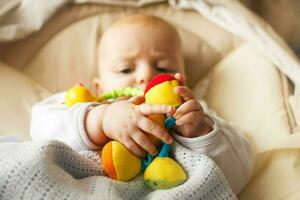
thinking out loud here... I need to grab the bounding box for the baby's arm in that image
[173,102,255,195]
[30,92,102,151]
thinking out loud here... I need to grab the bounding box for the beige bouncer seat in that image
[0,1,300,199]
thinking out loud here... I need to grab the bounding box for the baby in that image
[30,14,254,194]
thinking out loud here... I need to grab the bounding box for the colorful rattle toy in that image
[65,83,143,107]
[65,74,187,189]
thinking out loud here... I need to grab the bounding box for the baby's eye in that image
[119,68,133,74]
[155,60,175,73]
[156,67,174,73]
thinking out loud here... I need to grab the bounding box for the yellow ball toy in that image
[65,83,96,107]
[102,141,141,181]
[144,156,187,189]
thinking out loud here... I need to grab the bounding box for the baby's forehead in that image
[105,22,177,39]
[99,23,181,54]
[99,26,182,59]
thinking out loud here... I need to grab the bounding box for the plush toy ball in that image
[65,83,96,106]
[143,156,187,189]
[144,74,182,107]
[101,141,141,181]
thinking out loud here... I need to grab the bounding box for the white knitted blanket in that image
[0,140,236,200]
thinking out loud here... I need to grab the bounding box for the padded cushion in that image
[23,16,100,92]
[194,42,295,199]
[0,62,50,139]
[203,42,290,150]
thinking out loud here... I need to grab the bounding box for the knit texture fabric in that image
[0,140,236,200]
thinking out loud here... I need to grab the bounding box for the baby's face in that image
[94,22,185,93]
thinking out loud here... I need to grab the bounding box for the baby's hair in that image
[111,14,175,29]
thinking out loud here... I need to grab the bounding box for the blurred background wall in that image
[240,0,300,58]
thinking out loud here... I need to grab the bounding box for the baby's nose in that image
[136,63,156,86]
[136,76,153,89]
[136,73,153,86]
[135,78,147,88]
[136,77,146,85]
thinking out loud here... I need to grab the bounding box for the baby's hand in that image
[102,100,174,157]
[173,73,213,137]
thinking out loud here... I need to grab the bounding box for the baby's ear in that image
[92,78,102,95]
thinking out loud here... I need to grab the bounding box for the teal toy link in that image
[141,142,171,171]
[164,116,176,128]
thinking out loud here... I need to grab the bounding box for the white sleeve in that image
[172,101,255,195]
[30,92,101,151]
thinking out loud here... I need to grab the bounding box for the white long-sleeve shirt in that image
[30,92,254,194]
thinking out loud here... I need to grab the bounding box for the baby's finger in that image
[131,130,157,156]
[122,137,146,157]
[137,116,173,144]
[174,100,202,119]
[175,73,186,85]
[138,104,175,116]
[174,86,195,101]
[128,95,145,105]
[176,111,202,126]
